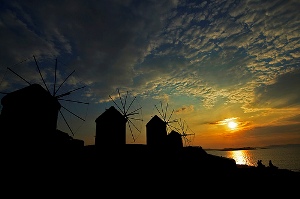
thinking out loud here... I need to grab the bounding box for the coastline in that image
[205,144,300,172]
[204,143,300,151]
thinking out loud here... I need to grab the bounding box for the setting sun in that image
[216,117,239,131]
[228,121,238,130]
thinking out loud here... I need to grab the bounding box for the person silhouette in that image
[257,160,265,168]
[269,160,278,169]
[269,160,273,167]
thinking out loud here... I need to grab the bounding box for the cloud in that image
[175,105,194,114]
[252,68,300,108]
[1,0,179,98]
[1,0,300,147]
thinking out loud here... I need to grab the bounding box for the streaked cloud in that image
[1,0,299,148]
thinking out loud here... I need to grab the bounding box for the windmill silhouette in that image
[0,55,89,137]
[176,118,195,147]
[154,101,179,134]
[109,88,143,143]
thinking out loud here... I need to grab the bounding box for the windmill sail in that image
[108,88,143,143]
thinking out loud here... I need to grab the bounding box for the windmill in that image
[0,55,89,138]
[109,88,143,143]
[153,101,179,134]
[176,118,195,147]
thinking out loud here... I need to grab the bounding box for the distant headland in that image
[219,146,257,151]
[205,146,258,151]
[205,143,300,151]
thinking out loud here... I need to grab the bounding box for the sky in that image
[1,0,300,149]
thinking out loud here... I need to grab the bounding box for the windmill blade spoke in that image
[117,88,125,113]
[187,133,195,136]
[167,123,180,132]
[126,96,136,114]
[124,91,128,114]
[180,125,185,132]
[67,85,86,94]
[126,112,139,117]
[183,136,188,143]
[177,118,182,125]
[185,138,190,147]
[54,70,75,96]
[187,124,195,133]
[167,109,175,123]
[53,58,57,96]
[55,92,71,98]
[160,102,166,121]
[7,67,31,86]
[127,122,136,142]
[128,119,142,133]
[160,101,163,118]
[127,106,142,116]
[164,103,168,121]
[55,86,86,98]
[33,55,50,93]
[127,117,143,121]
[58,98,89,104]
[5,58,31,85]
[109,95,124,114]
[61,105,85,121]
[155,104,164,119]
[181,120,186,130]
[59,110,74,136]
[168,119,178,123]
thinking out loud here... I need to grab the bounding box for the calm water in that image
[206,144,300,172]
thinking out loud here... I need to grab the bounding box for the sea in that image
[205,144,300,172]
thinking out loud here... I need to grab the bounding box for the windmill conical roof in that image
[146,115,165,126]
[1,83,60,109]
[95,106,126,123]
[168,130,182,138]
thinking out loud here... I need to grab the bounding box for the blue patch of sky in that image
[138,50,186,71]
[5,2,45,39]
[152,43,178,56]
[4,1,76,58]
[194,19,211,28]
[196,47,254,87]
[169,93,200,106]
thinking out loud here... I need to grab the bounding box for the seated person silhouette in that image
[268,160,278,169]
[257,160,265,168]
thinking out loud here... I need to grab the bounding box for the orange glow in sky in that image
[1,0,300,149]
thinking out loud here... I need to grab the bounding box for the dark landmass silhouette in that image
[219,146,257,151]
[0,81,299,191]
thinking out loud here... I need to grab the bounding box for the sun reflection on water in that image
[228,150,255,166]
